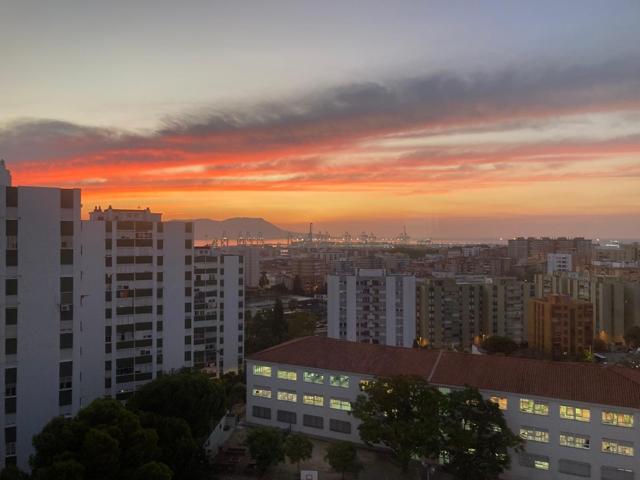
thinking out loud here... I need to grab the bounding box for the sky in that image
[1,0,639,239]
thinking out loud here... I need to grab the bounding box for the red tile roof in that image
[248,336,640,410]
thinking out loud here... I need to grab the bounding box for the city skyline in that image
[2,1,640,238]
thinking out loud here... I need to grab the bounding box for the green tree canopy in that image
[245,427,285,475]
[440,387,523,480]
[480,336,519,355]
[284,433,313,473]
[287,311,317,339]
[0,465,30,480]
[30,398,166,480]
[324,441,362,479]
[127,371,225,440]
[352,376,443,471]
[133,462,173,480]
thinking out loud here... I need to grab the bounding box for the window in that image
[359,380,371,391]
[60,189,74,208]
[303,371,325,384]
[277,410,296,424]
[303,394,324,407]
[6,279,17,295]
[518,453,550,471]
[5,250,17,267]
[489,396,508,410]
[60,221,74,236]
[252,406,271,420]
[602,439,634,456]
[602,411,634,428]
[519,427,549,443]
[5,308,17,326]
[560,405,591,422]
[5,338,16,355]
[251,387,271,399]
[5,187,17,207]
[519,398,549,416]
[329,419,352,434]
[253,365,272,377]
[601,466,634,480]
[558,459,591,478]
[277,390,297,403]
[277,369,297,381]
[330,398,351,411]
[330,374,350,388]
[303,414,324,429]
[560,433,590,449]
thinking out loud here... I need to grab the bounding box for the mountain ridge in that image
[191,217,296,239]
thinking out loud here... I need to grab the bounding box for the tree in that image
[617,353,640,369]
[245,427,285,475]
[624,326,640,349]
[593,337,609,353]
[440,387,523,480]
[481,336,519,356]
[133,462,173,480]
[284,433,313,473]
[271,298,288,343]
[259,272,269,288]
[352,376,443,472]
[30,398,165,480]
[287,311,317,339]
[325,441,362,479]
[127,371,226,440]
[0,466,30,480]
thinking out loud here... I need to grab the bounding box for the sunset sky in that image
[1,1,639,238]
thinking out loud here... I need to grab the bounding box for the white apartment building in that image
[548,253,573,274]
[327,269,416,347]
[247,336,640,480]
[0,162,83,470]
[193,246,245,375]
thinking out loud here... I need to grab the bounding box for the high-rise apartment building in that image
[193,246,245,375]
[535,272,640,345]
[528,294,594,358]
[85,208,195,399]
[0,162,83,470]
[508,237,592,266]
[415,278,483,349]
[547,253,573,273]
[327,269,416,347]
[482,277,535,344]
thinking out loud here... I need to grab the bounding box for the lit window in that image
[303,371,325,384]
[560,405,591,422]
[252,387,271,399]
[277,369,297,381]
[489,396,508,410]
[253,365,272,377]
[602,411,634,428]
[520,398,549,416]
[602,439,634,456]
[330,398,351,411]
[277,390,297,403]
[330,374,350,388]
[303,394,324,407]
[534,460,550,471]
[438,387,451,394]
[560,433,590,449]
[520,427,549,443]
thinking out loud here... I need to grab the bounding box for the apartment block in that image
[0,162,82,470]
[327,269,416,347]
[528,295,594,359]
[416,278,483,349]
[483,278,535,344]
[535,272,640,345]
[508,237,592,266]
[547,253,573,274]
[247,336,640,480]
[193,246,245,375]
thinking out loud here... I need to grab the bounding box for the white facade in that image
[0,181,82,470]
[247,339,640,480]
[193,247,245,375]
[327,269,416,347]
[548,253,573,274]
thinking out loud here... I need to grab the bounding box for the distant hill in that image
[193,217,295,240]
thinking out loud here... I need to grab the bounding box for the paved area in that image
[215,424,424,480]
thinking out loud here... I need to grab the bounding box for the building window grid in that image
[489,396,508,411]
[602,411,634,428]
[560,432,590,450]
[519,427,549,443]
[253,365,272,377]
[277,390,298,403]
[602,439,634,457]
[330,398,352,411]
[560,405,591,422]
[251,387,272,399]
[303,394,324,407]
[329,374,350,388]
[519,398,549,416]
[303,371,325,384]
[277,369,297,381]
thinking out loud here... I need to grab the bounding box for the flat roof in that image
[248,336,640,410]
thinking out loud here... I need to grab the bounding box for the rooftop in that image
[248,336,640,410]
